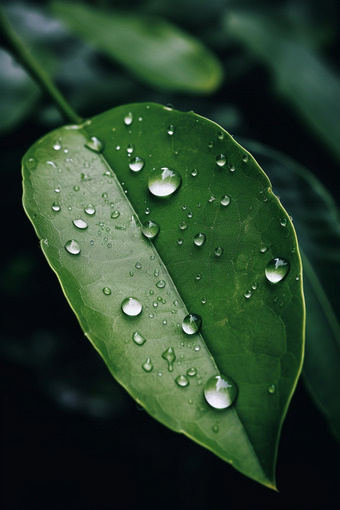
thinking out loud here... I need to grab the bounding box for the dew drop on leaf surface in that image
[194,233,206,246]
[121,297,143,316]
[265,257,290,283]
[162,347,176,372]
[103,287,111,296]
[142,358,153,372]
[220,195,231,206]
[268,384,276,394]
[72,219,88,229]
[52,202,61,212]
[85,136,104,153]
[64,240,81,255]
[84,204,96,215]
[182,314,202,335]
[148,167,182,197]
[216,154,227,166]
[124,112,133,125]
[142,220,160,239]
[204,374,238,409]
[133,332,146,345]
[129,157,145,172]
[187,367,197,377]
[176,375,189,387]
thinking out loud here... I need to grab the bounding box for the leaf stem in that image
[0,8,83,125]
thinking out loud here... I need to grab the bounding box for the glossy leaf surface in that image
[242,139,340,441]
[22,104,304,488]
[52,1,223,94]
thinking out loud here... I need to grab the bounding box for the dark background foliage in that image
[1,0,339,508]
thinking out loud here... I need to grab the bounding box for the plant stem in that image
[0,8,83,125]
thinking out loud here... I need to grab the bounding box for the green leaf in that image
[240,138,340,441]
[51,1,223,94]
[225,9,340,163]
[22,103,304,488]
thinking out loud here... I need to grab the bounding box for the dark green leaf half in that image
[241,139,340,442]
[51,1,223,94]
[22,103,304,488]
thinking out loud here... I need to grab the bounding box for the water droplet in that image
[268,384,276,394]
[53,143,61,151]
[216,154,227,166]
[265,258,290,283]
[191,169,198,177]
[208,195,216,203]
[145,207,150,215]
[187,367,197,377]
[65,240,81,255]
[72,219,88,230]
[218,131,225,140]
[52,202,61,212]
[212,425,219,433]
[85,204,96,215]
[244,290,252,299]
[85,137,104,153]
[102,193,108,199]
[260,246,268,253]
[54,185,61,193]
[111,210,120,219]
[73,185,79,192]
[142,220,160,239]
[124,112,133,126]
[242,154,249,163]
[295,275,300,281]
[148,167,182,197]
[182,314,202,335]
[176,375,189,387]
[179,221,188,230]
[121,297,142,316]
[135,262,142,269]
[229,165,235,172]
[177,239,183,245]
[215,247,223,257]
[142,358,153,372]
[162,347,176,371]
[167,125,175,135]
[220,195,231,206]
[103,287,111,295]
[204,374,238,409]
[252,283,258,290]
[129,271,134,277]
[280,218,287,227]
[156,280,166,289]
[129,156,145,172]
[208,141,214,149]
[201,297,207,304]
[194,345,200,351]
[195,274,201,281]
[127,144,134,154]
[193,233,206,246]
[133,332,146,345]
[116,146,120,151]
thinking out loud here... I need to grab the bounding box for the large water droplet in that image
[73,219,88,229]
[133,332,146,345]
[148,167,182,197]
[103,287,111,295]
[265,257,290,283]
[129,157,145,172]
[187,367,197,377]
[162,347,176,372]
[85,137,104,153]
[268,384,276,394]
[52,202,61,212]
[216,154,227,166]
[167,125,175,135]
[124,112,133,125]
[179,221,188,230]
[220,195,231,206]
[121,297,142,316]
[176,375,189,387]
[182,314,202,335]
[204,374,238,409]
[142,220,160,239]
[65,240,81,255]
[142,358,153,372]
[84,204,96,215]
[194,233,206,246]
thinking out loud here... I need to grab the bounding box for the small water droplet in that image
[73,219,88,229]
[103,287,111,295]
[195,274,202,281]
[142,220,160,239]
[85,137,104,153]
[268,384,276,394]
[176,375,189,387]
[280,218,287,227]
[216,154,227,166]
[54,185,61,193]
[133,332,146,346]
[182,314,202,335]
[208,195,216,203]
[116,146,120,151]
[135,262,142,269]
[148,167,182,197]
[52,202,61,212]
[153,269,159,278]
[156,280,166,289]
[142,358,153,372]
[265,258,290,283]
[215,247,223,257]
[179,221,188,230]
[252,283,258,290]
[85,204,96,215]
[193,233,206,246]
[102,193,108,199]
[191,169,198,177]
[65,240,81,255]
[111,210,120,219]
[162,347,176,371]
[208,141,214,149]
[242,154,249,163]
[229,165,235,172]
[167,125,175,135]
[295,275,300,281]
[260,246,268,253]
[218,131,225,140]
[177,239,184,245]
[220,195,231,206]
[129,156,145,172]
[244,290,252,299]
[212,425,219,433]
[201,297,207,304]
[121,297,142,316]
[194,345,200,351]
[204,374,238,409]
[73,185,79,192]
[127,144,134,154]
[145,207,150,215]
[124,112,133,126]
[53,143,61,151]
[187,367,197,377]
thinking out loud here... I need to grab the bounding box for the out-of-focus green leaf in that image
[225,10,340,163]
[51,1,223,94]
[0,48,40,134]
[240,138,340,441]
[22,103,305,488]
